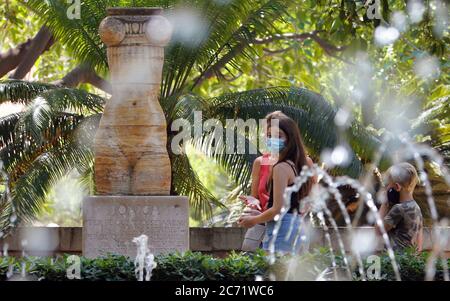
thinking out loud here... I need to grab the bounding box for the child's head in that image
[385,162,419,193]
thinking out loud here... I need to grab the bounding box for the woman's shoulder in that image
[273,161,294,174]
[253,156,263,166]
[254,153,272,163]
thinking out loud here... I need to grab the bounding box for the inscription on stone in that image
[83,196,189,258]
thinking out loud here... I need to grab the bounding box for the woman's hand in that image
[242,207,262,217]
[238,215,257,228]
[239,195,262,211]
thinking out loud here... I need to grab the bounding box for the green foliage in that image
[153,250,268,281]
[0,80,102,232]
[367,248,449,281]
[1,249,448,281]
[186,144,233,200]
[0,251,268,281]
[1,1,78,81]
[0,255,14,281]
[0,80,55,104]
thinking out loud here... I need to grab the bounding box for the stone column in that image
[83,8,189,258]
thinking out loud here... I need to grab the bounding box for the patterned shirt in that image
[384,200,423,251]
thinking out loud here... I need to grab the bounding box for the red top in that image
[258,154,271,211]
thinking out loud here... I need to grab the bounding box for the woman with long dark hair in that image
[238,111,316,253]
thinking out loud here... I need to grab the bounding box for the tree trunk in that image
[8,26,54,80]
[52,65,112,94]
[0,39,33,78]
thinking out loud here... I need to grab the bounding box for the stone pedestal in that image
[82,196,189,258]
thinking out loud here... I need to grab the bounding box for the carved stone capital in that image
[99,8,172,47]
[99,17,126,46]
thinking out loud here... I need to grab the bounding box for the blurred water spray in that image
[133,234,157,281]
[351,228,378,256]
[375,26,400,46]
[390,11,409,33]
[20,228,59,256]
[165,7,210,48]
[414,55,441,81]
[432,0,449,38]
[408,0,426,24]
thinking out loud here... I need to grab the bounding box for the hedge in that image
[0,249,448,281]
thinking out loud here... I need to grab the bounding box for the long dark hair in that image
[266,111,313,199]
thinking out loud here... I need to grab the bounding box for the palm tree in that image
[0,0,387,234]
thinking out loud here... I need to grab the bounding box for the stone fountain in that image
[83,8,189,258]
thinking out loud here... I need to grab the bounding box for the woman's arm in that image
[247,164,290,225]
[250,156,262,198]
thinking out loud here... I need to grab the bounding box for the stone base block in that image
[83,195,189,258]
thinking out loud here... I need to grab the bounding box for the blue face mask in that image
[266,137,286,153]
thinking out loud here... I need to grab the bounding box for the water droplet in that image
[9,214,17,223]
[414,55,440,80]
[269,273,276,281]
[351,229,377,255]
[366,211,376,224]
[391,11,408,32]
[433,0,448,38]
[21,262,26,278]
[334,108,352,128]
[331,146,350,166]
[408,0,426,24]
[6,265,14,278]
[166,8,209,48]
[374,26,400,46]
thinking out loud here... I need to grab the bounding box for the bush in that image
[152,250,268,281]
[368,248,449,281]
[0,249,447,281]
[0,250,268,281]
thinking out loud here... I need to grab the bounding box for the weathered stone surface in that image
[95,7,173,195]
[190,227,246,251]
[2,227,450,257]
[82,196,189,258]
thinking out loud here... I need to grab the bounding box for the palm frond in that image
[191,131,258,193]
[29,87,105,114]
[0,112,98,232]
[203,87,384,178]
[411,96,450,135]
[13,88,103,145]
[0,138,94,233]
[1,113,84,179]
[0,80,55,105]
[411,96,450,168]
[162,0,290,97]
[0,113,21,149]
[190,0,290,90]
[171,153,225,220]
